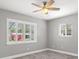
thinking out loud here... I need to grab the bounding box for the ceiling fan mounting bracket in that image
[43,1,47,6]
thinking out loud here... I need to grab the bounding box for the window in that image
[7,19,37,45]
[59,24,72,37]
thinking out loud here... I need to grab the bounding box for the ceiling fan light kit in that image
[32,0,60,14]
[42,7,48,14]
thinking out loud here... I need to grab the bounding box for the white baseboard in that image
[47,48,78,56]
[0,48,78,59]
[0,49,48,59]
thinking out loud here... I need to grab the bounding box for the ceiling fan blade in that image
[48,7,60,10]
[46,0,55,7]
[32,3,42,8]
[33,9,41,13]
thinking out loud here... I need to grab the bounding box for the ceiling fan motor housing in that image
[43,1,47,6]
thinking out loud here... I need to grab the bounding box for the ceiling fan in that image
[32,0,60,14]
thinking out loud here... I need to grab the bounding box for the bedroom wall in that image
[47,13,78,54]
[0,9,78,58]
[0,9,47,58]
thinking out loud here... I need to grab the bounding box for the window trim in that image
[7,18,37,45]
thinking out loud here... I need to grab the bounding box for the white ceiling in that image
[0,0,78,20]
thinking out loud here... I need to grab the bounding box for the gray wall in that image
[47,14,78,54]
[0,9,78,58]
[0,9,47,58]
